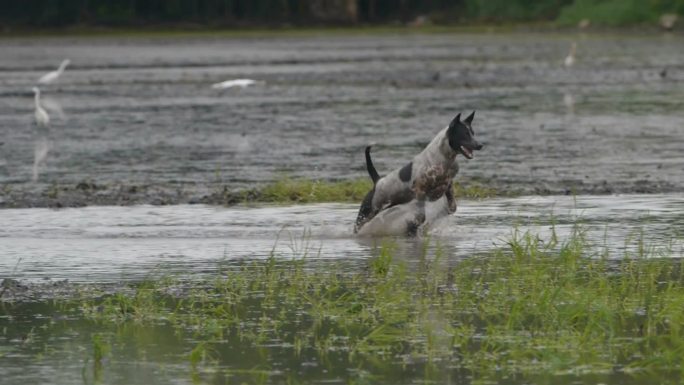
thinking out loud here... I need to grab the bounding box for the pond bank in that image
[0,178,501,208]
[1,177,677,209]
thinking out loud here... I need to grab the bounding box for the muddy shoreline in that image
[0,178,677,208]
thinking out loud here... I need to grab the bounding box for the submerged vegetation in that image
[2,225,683,384]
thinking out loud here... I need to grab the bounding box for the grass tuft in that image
[258,178,373,204]
[219,177,501,205]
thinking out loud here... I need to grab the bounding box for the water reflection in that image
[31,131,50,182]
[563,91,575,114]
[29,88,60,183]
[0,142,6,174]
[41,96,66,121]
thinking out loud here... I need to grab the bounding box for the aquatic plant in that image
[65,224,684,384]
[1,221,681,384]
[92,334,110,364]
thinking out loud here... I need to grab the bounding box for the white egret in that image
[32,87,50,128]
[38,59,70,84]
[564,42,577,68]
[660,14,678,31]
[211,78,264,90]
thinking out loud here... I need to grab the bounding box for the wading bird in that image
[211,78,264,90]
[37,59,70,85]
[32,87,50,128]
[564,42,577,68]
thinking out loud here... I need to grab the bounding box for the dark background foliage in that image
[0,0,682,28]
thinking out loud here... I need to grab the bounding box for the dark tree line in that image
[0,0,468,27]
[0,0,680,28]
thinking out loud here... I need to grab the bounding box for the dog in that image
[354,112,482,233]
[356,164,451,237]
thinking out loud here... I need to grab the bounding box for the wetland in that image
[1,31,683,384]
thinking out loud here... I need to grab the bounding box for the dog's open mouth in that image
[459,146,474,159]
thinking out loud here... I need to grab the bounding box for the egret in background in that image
[38,59,70,85]
[564,42,577,68]
[31,87,51,182]
[32,87,50,127]
[211,79,264,90]
[659,14,678,31]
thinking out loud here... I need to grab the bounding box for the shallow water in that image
[0,193,681,284]
[1,32,684,203]
[0,194,682,385]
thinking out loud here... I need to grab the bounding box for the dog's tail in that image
[365,145,380,184]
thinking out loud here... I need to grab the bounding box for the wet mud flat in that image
[1,32,684,207]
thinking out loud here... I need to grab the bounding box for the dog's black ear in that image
[465,111,475,124]
[449,113,461,128]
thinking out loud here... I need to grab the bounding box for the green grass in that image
[222,177,501,205]
[63,225,684,384]
[257,178,374,204]
[558,0,658,26]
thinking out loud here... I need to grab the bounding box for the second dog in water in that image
[356,160,451,237]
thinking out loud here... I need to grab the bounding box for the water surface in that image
[1,193,681,283]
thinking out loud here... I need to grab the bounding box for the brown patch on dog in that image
[413,165,450,201]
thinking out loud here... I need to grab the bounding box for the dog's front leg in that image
[445,184,457,214]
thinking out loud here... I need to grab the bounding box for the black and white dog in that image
[354,112,483,234]
[356,161,451,237]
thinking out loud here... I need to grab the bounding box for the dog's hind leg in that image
[354,188,377,233]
